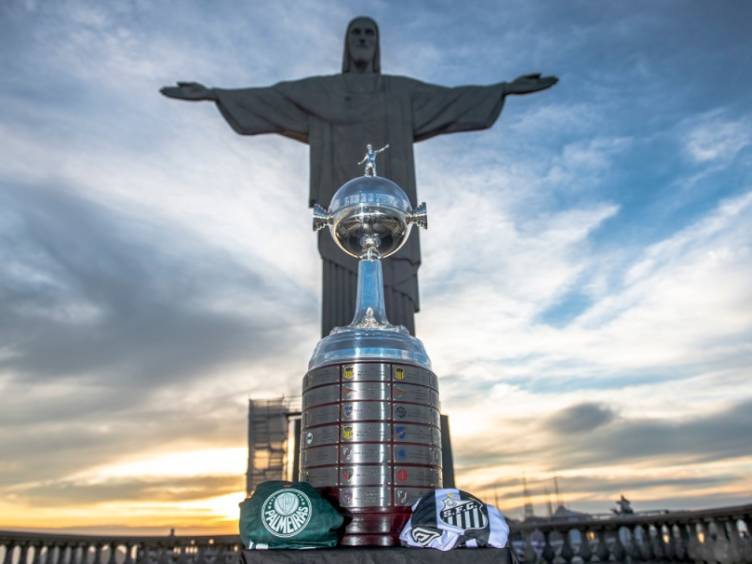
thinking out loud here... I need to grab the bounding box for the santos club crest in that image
[439,494,488,530]
[261,489,312,538]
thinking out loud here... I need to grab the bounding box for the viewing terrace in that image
[2,503,750,564]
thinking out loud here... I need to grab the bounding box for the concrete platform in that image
[242,547,516,564]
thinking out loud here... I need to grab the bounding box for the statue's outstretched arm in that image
[357,156,368,165]
[160,82,217,101]
[375,144,390,154]
[502,73,558,96]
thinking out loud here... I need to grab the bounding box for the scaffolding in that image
[245,397,301,496]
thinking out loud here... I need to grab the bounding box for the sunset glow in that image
[1,0,750,533]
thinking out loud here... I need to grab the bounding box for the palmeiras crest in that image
[261,489,312,538]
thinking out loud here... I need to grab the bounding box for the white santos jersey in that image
[400,489,510,551]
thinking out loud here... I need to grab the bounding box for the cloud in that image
[546,402,617,434]
[556,397,752,467]
[6,475,243,507]
[544,136,632,189]
[422,188,752,389]
[478,473,738,500]
[0,180,315,489]
[0,180,313,384]
[0,393,247,487]
[684,111,752,164]
[453,395,752,474]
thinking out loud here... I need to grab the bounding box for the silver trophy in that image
[301,146,441,546]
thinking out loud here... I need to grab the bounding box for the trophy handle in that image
[312,204,333,231]
[408,202,428,230]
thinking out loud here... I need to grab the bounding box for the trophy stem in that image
[350,257,390,328]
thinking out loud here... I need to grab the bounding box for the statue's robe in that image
[214,74,506,336]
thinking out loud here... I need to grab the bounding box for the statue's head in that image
[342,16,380,74]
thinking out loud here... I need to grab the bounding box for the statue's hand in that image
[160,82,215,101]
[505,73,558,95]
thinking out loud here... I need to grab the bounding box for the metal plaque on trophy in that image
[301,146,441,546]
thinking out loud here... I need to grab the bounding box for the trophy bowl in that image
[314,176,426,259]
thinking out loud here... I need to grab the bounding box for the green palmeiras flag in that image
[239,481,344,549]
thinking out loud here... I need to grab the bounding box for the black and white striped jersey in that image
[400,489,510,550]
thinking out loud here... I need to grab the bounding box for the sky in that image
[1,0,751,534]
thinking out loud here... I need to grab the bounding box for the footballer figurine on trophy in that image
[300,145,442,546]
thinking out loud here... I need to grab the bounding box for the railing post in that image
[723,519,743,564]
[32,543,43,564]
[636,525,653,562]
[59,545,69,564]
[2,542,16,564]
[594,529,609,563]
[740,515,752,564]
[651,524,666,561]
[225,544,235,564]
[712,518,733,564]
[541,530,556,564]
[662,524,676,561]
[686,522,701,562]
[77,543,88,564]
[560,529,575,564]
[133,544,145,564]
[176,545,189,564]
[77,545,84,564]
[193,545,206,564]
[579,530,593,563]
[625,526,641,562]
[674,523,688,562]
[212,545,224,564]
[157,544,171,564]
[521,530,538,564]
[610,527,627,563]
[19,542,30,564]
[41,544,50,564]
[3,541,17,564]
[673,524,689,562]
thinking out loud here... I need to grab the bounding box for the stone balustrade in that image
[509,503,752,563]
[1,503,750,564]
[0,532,242,564]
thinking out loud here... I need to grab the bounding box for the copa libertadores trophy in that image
[301,144,441,546]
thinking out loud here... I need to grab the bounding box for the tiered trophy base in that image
[342,513,410,547]
[301,360,442,547]
[319,495,411,547]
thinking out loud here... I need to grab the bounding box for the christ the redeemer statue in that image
[161,16,557,337]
